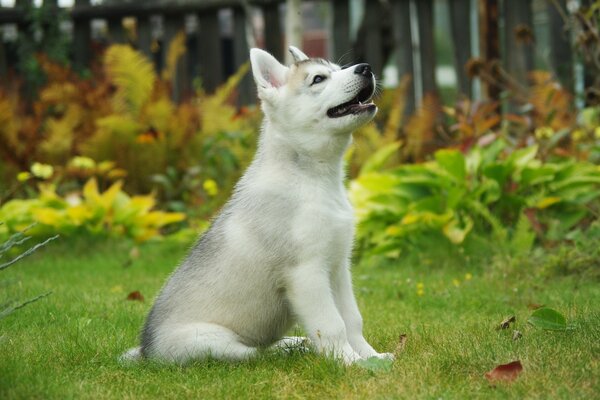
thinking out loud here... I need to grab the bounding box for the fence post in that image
[107,16,126,43]
[332,0,351,64]
[197,9,223,93]
[73,0,91,72]
[163,14,187,102]
[449,0,472,97]
[479,0,501,101]
[232,6,253,105]
[362,0,383,76]
[391,0,415,117]
[0,27,6,81]
[416,0,437,97]
[547,0,573,91]
[137,16,154,63]
[262,2,283,61]
[502,0,533,88]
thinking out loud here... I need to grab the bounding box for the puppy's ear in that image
[288,46,308,63]
[250,48,289,94]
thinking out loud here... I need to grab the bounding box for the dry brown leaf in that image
[512,330,523,341]
[485,360,523,383]
[126,290,144,302]
[395,334,408,353]
[497,315,516,330]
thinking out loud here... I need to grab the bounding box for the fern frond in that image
[210,62,250,106]
[161,31,186,82]
[104,45,156,116]
[383,75,410,141]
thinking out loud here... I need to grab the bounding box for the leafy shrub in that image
[0,44,259,217]
[350,138,600,258]
[0,178,185,243]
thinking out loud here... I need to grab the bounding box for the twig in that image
[0,291,52,320]
[0,234,59,271]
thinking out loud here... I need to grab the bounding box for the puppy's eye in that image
[312,75,326,85]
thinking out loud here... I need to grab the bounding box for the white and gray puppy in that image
[122,46,393,365]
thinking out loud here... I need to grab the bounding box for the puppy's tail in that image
[119,346,143,364]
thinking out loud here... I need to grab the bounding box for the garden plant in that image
[0,14,599,398]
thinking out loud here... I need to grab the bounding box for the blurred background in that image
[0,0,599,260]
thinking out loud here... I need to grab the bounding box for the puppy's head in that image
[250,47,377,136]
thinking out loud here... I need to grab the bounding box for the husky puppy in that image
[122,46,393,365]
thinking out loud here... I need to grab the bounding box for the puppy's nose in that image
[354,63,372,77]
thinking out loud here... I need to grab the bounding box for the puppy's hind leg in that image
[149,322,259,364]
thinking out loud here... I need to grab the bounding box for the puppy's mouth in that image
[327,83,376,118]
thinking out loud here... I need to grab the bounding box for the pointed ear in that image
[288,46,309,63]
[250,48,289,91]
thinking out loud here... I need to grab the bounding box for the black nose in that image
[354,63,372,77]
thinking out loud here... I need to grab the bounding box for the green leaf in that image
[434,149,466,181]
[527,307,567,331]
[355,357,394,373]
[360,141,401,175]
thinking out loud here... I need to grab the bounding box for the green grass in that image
[1,237,598,399]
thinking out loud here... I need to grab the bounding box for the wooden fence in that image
[0,0,581,112]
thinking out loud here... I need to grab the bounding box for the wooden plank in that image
[70,0,284,20]
[363,0,383,76]
[137,16,153,61]
[0,29,6,80]
[449,0,472,97]
[332,0,351,64]
[416,0,436,96]
[73,0,91,71]
[479,0,501,101]
[547,0,572,91]
[502,0,533,86]
[262,2,283,61]
[163,14,187,101]
[197,9,223,92]
[232,6,253,105]
[391,0,415,116]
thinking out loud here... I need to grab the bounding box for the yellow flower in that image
[30,162,54,179]
[452,279,461,287]
[70,156,96,169]
[464,272,473,281]
[417,288,425,297]
[416,282,424,290]
[203,179,219,197]
[572,129,585,141]
[534,126,554,140]
[594,126,600,139]
[17,171,32,182]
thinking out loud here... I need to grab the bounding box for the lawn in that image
[1,236,598,399]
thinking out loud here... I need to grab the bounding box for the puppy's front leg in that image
[333,261,394,360]
[285,261,362,364]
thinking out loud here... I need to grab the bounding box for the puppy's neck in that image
[257,119,350,183]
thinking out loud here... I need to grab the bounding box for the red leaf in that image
[126,291,144,302]
[485,360,523,382]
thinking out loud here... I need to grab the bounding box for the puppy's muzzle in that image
[353,63,373,79]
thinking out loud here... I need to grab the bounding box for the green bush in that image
[0,178,185,243]
[350,139,600,258]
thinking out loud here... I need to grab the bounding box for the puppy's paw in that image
[341,350,364,365]
[372,352,395,361]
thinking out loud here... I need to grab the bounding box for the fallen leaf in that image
[512,330,522,341]
[396,334,408,353]
[126,291,144,302]
[528,307,567,331]
[485,360,523,382]
[497,315,516,330]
